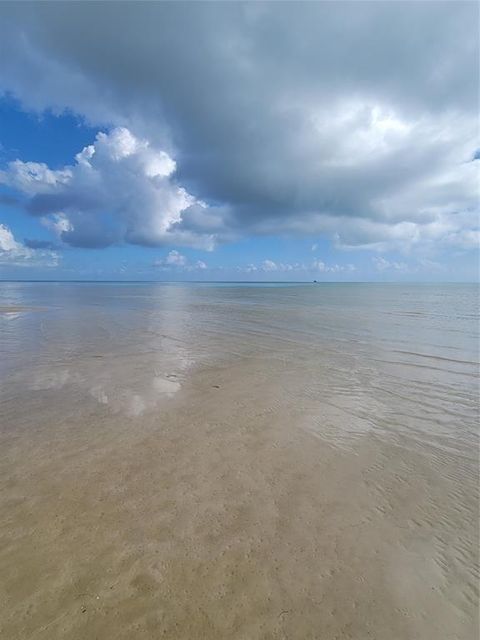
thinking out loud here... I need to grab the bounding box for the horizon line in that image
[0,280,478,285]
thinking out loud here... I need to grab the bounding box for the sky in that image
[0,1,478,282]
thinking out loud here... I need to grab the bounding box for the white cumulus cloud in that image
[154,250,208,272]
[0,223,58,267]
[372,256,408,272]
[0,127,217,250]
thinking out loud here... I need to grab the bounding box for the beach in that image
[0,282,478,639]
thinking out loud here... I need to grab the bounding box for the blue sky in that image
[0,3,478,281]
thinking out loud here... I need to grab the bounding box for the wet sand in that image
[1,356,478,639]
[0,283,478,638]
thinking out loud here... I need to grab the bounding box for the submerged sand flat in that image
[0,306,41,314]
[0,283,478,639]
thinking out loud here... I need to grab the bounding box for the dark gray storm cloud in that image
[0,1,478,251]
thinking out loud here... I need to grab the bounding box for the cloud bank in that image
[0,2,478,255]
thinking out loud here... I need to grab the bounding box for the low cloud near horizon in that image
[0,1,478,266]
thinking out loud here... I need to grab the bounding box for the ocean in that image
[0,282,478,639]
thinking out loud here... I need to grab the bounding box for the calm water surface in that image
[0,282,478,639]
[1,282,478,458]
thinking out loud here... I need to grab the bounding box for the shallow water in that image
[0,282,478,639]
[1,282,478,449]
